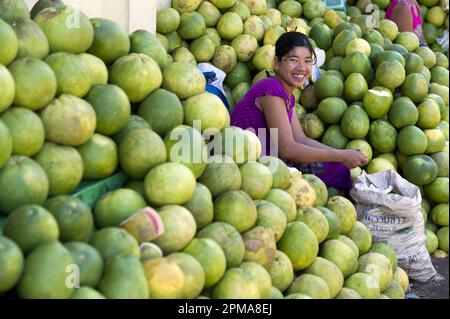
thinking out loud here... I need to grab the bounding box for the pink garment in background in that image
[385,0,423,38]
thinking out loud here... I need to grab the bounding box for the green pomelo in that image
[165,125,207,179]
[88,18,130,65]
[197,222,245,268]
[240,162,273,200]
[424,177,449,203]
[34,6,93,53]
[110,53,162,103]
[17,241,74,299]
[142,257,184,299]
[0,107,45,157]
[255,200,287,242]
[0,156,48,215]
[320,239,358,278]
[190,35,216,62]
[403,155,438,185]
[162,62,206,100]
[99,254,149,299]
[317,97,347,124]
[152,205,197,254]
[368,120,398,154]
[265,188,297,222]
[34,143,83,196]
[71,287,105,299]
[417,99,442,129]
[156,8,180,34]
[77,133,118,180]
[10,18,48,59]
[363,86,393,119]
[405,52,424,74]
[144,163,196,206]
[213,190,257,233]
[349,221,372,255]
[287,274,330,299]
[78,53,108,86]
[376,60,405,89]
[178,12,206,41]
[344,73,368,102]
[210,267,260,298]
[401,73,429,103]
[113,115,151,146]
[437,227,449,252]
[394,32,419,52]
[129,30,168,70]
[425,229,439,253]
[3,205,58,255]
[341,104,370,139]
[346,139,373,163]
[94,188,146,228]
[326,196,357,236]
[183,183,214,230]
[335,287,362,299]
[388,97,419,129]
[393,267,409,292]
[431,152,449,177]
[322,125,349,149]
[90,227,140,260]
[296,207,329,243]
[278,221,319,271]
[304,256,344,298]
[119,128,167,179]
[64,242,103,288]
[344,272,380,299]
[0,65,15,113]
[382,280,405,299]
[183,238,227,288]
[424,129,446,154]
[44,52,91,97]
[217,12,243,41]
[240,261,272,299]
[341,51,372,78]
[358,252,393,291]
[45,196,94,242]
[9,57,57,110]
[166,252,205,299]
[0,235,24,293]
[242,226,277,269]
[41,94,96,146]
[314,74,344,100]
[198,155,242,198]
[397,126,428,156]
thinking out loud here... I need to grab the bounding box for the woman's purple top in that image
[230,77,295,155]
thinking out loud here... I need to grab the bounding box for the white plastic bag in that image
[350,170,437,282]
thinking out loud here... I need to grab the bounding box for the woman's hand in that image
[338,149,369,169]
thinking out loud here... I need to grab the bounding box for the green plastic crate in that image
[325,0,346,12]
[0,216,4,234]
[0,171,129,233]
[71,171,129,209]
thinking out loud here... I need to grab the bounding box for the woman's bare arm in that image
[291,111,336,151]
[259,95,343,163]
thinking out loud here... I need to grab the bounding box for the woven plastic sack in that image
[350,169,437,282]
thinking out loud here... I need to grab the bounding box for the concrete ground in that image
[409,256,449,299]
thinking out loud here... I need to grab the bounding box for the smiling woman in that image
[230,32,368,191]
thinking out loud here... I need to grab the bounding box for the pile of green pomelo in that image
[0,0,448,299]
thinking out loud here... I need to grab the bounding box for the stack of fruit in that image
[0,0,447,299]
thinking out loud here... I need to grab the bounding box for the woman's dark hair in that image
[275,31,317,63]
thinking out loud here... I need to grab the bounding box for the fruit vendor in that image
[230,32,368,192]
[385,0,428,46]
